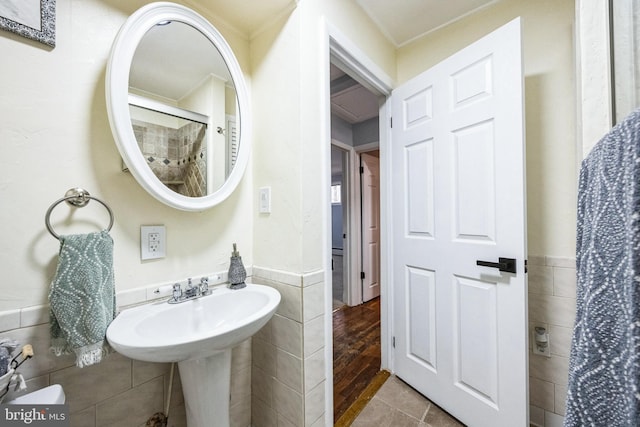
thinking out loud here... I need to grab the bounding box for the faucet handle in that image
[200,277,209,294]
[172,283,182,300]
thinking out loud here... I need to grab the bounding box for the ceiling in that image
[356,0,498,47]
[200,0,498,46]
[189,0,501,125]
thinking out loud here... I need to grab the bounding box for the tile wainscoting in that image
[0,271,254,427]
[250,266,326,427]
[1,257,576,427]
[528,255,577,427]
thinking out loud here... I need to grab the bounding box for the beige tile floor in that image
[352,375,465,427]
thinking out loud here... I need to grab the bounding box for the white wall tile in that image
[545,256,575,269]
[71,405,96,427]
[545,410,565,427]
[230,395,251,427]
[3,323,75,379]
[231,339,252,373]
[254,319,273,343]
[553,267,576,298]
[529,376,554,411]
[304,348,325,393]
[251,397,277,427]
[271,282,303,322]
[252,365,273,406]
[231,366,251,402]
[272,380,303,426]
[51,353,132,413]
[0,309,21,332]
[528,293,576,328]
[529,354,569,386]
[132,360,169,387]
[554,383,568,415]
[253,266,303,288]
[271,315,303,357]
[309,412,325,427]
[302,270,324,287]
[530,404,544,427]
[276,349,303,393]
[115,288,146,308]
[253,337,277,376]
[303,282,324,322]
[20,305,48,328]
[528,265,554,295]
[304,380,325,426]
[303,315,324,357]
[95,376,163,427]
[549,324,573,357]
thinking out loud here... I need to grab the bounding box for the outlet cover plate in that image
[141,225,166,260]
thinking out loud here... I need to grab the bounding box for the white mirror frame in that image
[106,2,250,211]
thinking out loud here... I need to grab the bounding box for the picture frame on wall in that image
[0,0,55,47]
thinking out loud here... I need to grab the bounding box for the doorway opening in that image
[329,60,384,421]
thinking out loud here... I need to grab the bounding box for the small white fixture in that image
[6,384,65,405]
[259,187,271,214]
[533,325,550,357]
[141,225,165,260]
[107,284,280,427]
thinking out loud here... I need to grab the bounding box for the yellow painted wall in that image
[397,0,577,258]
[0,0,253,311]
[250,0,395,273]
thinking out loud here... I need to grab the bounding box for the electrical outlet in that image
[141,225,166,260]
[532,323,551,357]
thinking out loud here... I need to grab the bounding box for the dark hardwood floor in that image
[333,297,381,423]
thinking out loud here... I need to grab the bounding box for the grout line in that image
[334,370,391,427]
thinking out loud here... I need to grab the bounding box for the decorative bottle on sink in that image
[228,243,246,289]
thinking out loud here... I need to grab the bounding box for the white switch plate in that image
[259,187,271,214]
[141,225,166,260]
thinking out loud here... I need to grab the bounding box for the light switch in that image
[259,187,271,214]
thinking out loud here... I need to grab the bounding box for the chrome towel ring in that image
[45,188,114,240]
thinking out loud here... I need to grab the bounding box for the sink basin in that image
[107,283,280,427]
[107,284,280,363]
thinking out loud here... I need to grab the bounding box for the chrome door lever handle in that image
[476,257,517,274]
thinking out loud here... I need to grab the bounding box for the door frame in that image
[331,139,359,306]
[321,20,394,422]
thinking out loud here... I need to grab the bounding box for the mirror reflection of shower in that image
[130,103,208,197]
[128,97,237,197]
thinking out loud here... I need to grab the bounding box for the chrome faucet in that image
[167,277,213,304]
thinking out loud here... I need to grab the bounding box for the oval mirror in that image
[106,2,250,211]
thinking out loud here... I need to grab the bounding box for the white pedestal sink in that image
[106,284,280,427]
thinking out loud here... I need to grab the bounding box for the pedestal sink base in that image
[178,349,232,427]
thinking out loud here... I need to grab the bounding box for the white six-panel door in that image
[391,18,527,427]
[361,152,381,302]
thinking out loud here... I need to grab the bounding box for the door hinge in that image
[360,166,364,174]
[392,336,396,348]
[360,271,365,280]
[390,117,393,128]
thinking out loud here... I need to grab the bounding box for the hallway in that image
[333,298,465,426]
[333,297,381,422]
